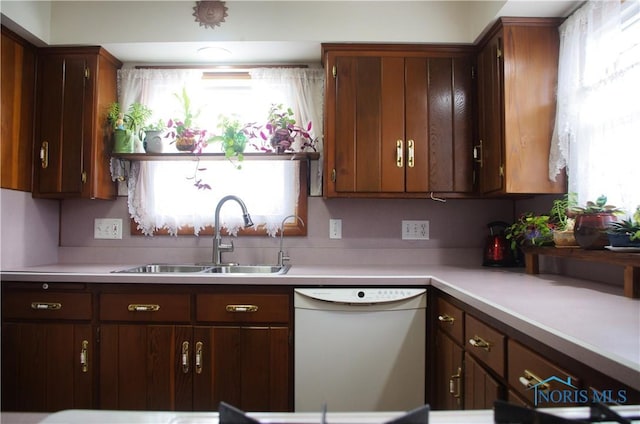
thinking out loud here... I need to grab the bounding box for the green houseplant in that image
[505,213,555,251]
[607,205,640,247]
[549,193,578,247]
[211,115,249,169]
[251,103,316,153]
[571,195,624,249]
[166,87,208,153]
[107,102,152,153]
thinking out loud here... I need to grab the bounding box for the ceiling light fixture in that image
[197,46,232,60]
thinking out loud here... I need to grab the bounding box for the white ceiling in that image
[2,1,582,65]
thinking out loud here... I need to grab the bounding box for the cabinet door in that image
[35,55,87,197]
[407,56,473,193]
[433,330,464,410]
[192,326,290,412]
[330,54,405,194]
[477,32,504,195]
[463,352,503,409]
[1,323,93,412]
[99,324,193,410]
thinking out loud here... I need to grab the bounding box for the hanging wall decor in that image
[193,1,228,29]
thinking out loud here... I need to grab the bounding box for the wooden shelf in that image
[522,247,640,299]
[112,152,319,161]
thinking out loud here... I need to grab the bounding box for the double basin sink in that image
[113,264,289,275]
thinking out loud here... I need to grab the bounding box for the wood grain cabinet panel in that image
[435,297,464,345]
[1,26,36,192]
[196,293,290,324]
[33,47,121,199]
[465,314,506,377]
[100,293,191,322]
[476,17,566,195]
[1,284,94,412]
[322,44,475,198]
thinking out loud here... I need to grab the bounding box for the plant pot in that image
[175,136,196,152]
[553,230,578,248]
[574,213,617,250]
[113,129,134,153]
[144,130,165,153]
[607,233,640,247]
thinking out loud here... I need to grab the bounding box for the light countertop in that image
[1,263,639,391]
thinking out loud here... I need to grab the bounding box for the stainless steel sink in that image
[113,264,289,275]
[114,264,213,273]
[207,265,290,274]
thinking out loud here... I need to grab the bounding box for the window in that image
[550,0,640,216]
[117,67,324,236]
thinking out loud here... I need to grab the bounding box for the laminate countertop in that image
[1,264,639,391]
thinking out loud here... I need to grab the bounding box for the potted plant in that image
[107,102,152,153]
[165,87,208,153]
[211,115,250,169]
[142,119,167,153]
[505,213,555,251]
[251,103,316,153]
[549,193,578,247]
[607,206,640,248]
[571,195,624,250]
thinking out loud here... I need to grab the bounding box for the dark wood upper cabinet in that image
[322,44,475,198]
[1,26,36,192]
[476,18,567,195]
[33,46,121,200]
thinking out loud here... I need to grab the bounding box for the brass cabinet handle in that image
[396,140,404,168]
[181,341,190,374]
[519,369,550,392]
[80,340,89,373]
[407,139,415,168]
[40,141,49,169]
[31,302,61,310]
[127,304,160,312]
[449,366,462,399]
[468,335,491,351]
[438,314,455,324]
[195,341,203,375]
[225,304,258,313]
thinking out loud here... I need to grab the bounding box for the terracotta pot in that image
[573,213,617,249]
[175,136,196,152]
[553,230,578,248]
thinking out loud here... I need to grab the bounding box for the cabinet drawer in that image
[2,292,92,320]
[436,297,464,344]
[100,293,191,322]
[196,294,290,323]
[465,314,505,377]
[508,339,579,407]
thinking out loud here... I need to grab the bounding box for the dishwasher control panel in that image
[294,288,426,304]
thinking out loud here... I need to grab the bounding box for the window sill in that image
[112,152,319,161]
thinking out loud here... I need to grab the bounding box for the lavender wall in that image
[0,189,59,269]
[56,195,514,267]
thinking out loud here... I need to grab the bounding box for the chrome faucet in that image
[277,214,304,267]
[213,195,254,265]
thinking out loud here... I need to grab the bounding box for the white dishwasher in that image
[294,287,426,412]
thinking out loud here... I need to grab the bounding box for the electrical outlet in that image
[329,219,342,239]
[94,218,123,239]
[402,220,429,240]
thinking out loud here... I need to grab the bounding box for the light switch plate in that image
[402,220,429,240]
[94,218,123,239]
[329,219,342,239]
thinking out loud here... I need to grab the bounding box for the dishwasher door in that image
[294,288,426,412]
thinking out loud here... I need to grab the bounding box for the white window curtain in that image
[116,67,321,236]
[249,67,325,192]
[550,0,640,215]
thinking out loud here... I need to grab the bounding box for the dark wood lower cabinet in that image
[433,330,464,409]
[463,352,503,409]
[1,322,93,412]
[193,326,289,412]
